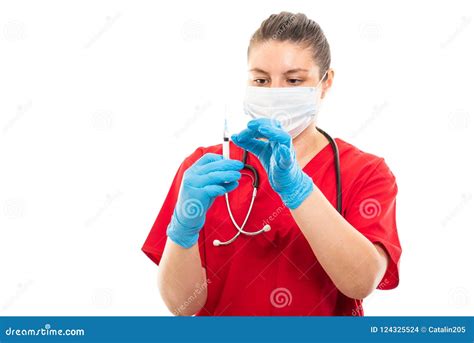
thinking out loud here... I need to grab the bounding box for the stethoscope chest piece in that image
[213,179,271,246]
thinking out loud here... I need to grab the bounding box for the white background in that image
[0,0,473,316]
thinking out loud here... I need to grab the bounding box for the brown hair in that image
[248,12,331,80]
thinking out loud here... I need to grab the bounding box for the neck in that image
[292,123,329,168]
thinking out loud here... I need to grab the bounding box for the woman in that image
[142,12,402,316]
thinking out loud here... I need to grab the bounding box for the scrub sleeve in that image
[344,158,401,290]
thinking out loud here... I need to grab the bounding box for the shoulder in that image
[181,143,222,166]
[335,138,396,186]
[335,139,398,218]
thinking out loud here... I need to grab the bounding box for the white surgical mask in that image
[243,73,327,138]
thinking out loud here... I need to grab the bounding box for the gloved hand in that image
[231,118,314,209]
[167,153,243,248]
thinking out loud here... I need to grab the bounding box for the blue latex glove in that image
[231,118,314,209]
[167,153,243,248]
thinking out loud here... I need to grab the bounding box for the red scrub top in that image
[142,139,402,316]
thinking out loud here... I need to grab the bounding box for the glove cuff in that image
[281,172,314,209]
[166,211,201,248]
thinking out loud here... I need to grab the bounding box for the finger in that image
[202,185,227,198]
[194,153,222,167]
[223,181,239,193]
[231,129,267,155]
[232,127,260,142]
[247,118,290,145]
[192,170,242,187]
[255,124,291,146]
[247,118,283,130]
[196,159,244,175]
[202,180,239,198]
[275,143,293,169]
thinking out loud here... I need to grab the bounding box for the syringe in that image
[222,117,230,159]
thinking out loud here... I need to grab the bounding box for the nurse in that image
[142,11,402,316]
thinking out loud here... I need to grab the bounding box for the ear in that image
[320,68,335,99]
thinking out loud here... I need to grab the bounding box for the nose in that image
[267,76,287,88]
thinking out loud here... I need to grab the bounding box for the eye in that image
[287,78,302,85]
[253,78,269,86]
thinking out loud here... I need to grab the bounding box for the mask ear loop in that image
[313,70,329,103]
[316,70,329,89]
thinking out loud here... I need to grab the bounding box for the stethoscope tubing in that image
[214,126,341,247]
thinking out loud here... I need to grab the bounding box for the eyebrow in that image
[248,68,309,75]
[249,68,269,75]
[284,68,309,74]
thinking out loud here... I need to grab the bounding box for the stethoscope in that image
[213,127,342,247]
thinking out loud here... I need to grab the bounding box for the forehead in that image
[248,40,319,74]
